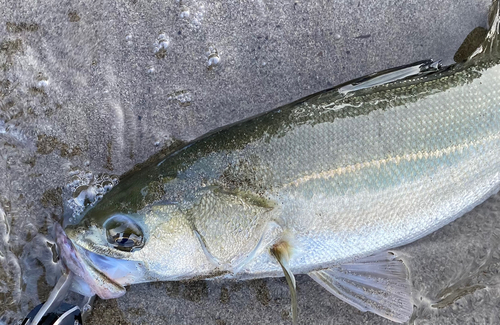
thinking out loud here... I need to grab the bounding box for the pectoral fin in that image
[308,251,413,323]
[271,239,297,325]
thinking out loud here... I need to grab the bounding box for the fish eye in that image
[104,214,145,252]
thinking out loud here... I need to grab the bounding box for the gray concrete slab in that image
[0,0,498,324]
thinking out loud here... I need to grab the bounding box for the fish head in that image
[57,211,151,299]
[60,202,202,298]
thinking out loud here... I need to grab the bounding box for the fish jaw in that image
[55,223,134,299]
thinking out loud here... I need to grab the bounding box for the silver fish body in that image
[59,4,500,323]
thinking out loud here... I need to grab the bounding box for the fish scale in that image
[228,60,500,289]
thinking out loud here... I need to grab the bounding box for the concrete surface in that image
[0,0,498,324]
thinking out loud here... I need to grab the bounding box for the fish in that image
[56,1,500,323]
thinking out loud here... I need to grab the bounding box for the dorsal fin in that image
[485,0,500,53]
[454,27,488,62]
[338,60,441,95]
[463,0,500,61]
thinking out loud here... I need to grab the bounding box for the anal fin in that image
[308,251,413,323]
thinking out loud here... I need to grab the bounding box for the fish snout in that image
[54,223,127,299]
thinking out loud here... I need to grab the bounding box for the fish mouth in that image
[55,223,128,299]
